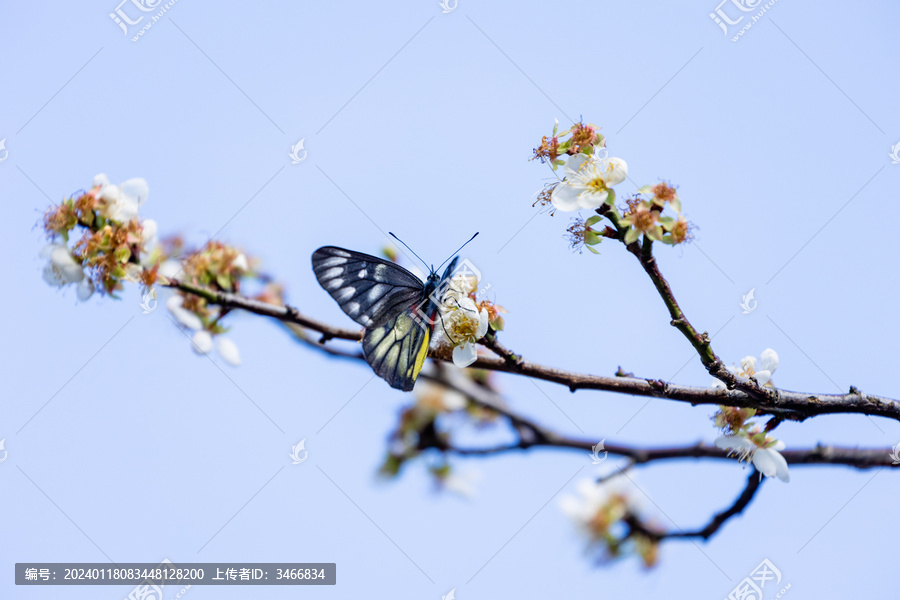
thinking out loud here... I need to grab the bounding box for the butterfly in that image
[311,234,478,392]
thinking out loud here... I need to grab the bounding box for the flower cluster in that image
[619,183,691,245]
[712,401,790,482]
[559,474,660,567]
[436,272,505,368]
[713,348,779,389]
[532,120,605,167]
[531,120,695,250]
[380,371,499,485]
[40,174,156,299]
[39,173,258,367]
[162,240,251,366]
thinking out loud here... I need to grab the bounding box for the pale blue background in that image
[2,0,898,598]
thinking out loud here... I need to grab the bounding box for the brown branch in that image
[443,438,896,469]
[162,278,900,423]
[598,205,769,401]
[625,469,764,542]
[164,278,360,342]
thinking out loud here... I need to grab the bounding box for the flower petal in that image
[216,337,241,366]
[563,153,588,178]
[751,448,778,478]
[191,330,213,354]
[577,189,608,209]
[232,253,249,272]
[120,178,149,206]
[715,435,754,455]
[476,308,489,339]
[42,262,66,287]
[759,348,778,374]
[740,355,757,374]
[167,296,203,331]
[601,157,628,186]
[141,219,158,244]
[76,278,94,301]
[50,247,84,283]
[752,448,789,482]
[550,183,580,212]
[753,370,772,386]
[452,343,478,368]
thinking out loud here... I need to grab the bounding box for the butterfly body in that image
[312,246,459,392]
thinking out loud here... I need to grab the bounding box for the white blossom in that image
[551,153,628,212]
[166,295,203,331]
[439,296,489,368]
[97,176,149,223]
[232,253,249,272]
[712,348,779,389]
[715,434,790,482]
[559,474,636,536]
[41,245,90,301]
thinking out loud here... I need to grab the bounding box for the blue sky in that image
[2,0,899,598]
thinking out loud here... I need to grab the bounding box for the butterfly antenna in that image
[388,232,431,272]
[436,232,479,273]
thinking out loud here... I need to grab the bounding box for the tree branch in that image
[162,279,900,423]
[625,468,764,541]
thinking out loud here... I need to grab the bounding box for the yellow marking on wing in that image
[412,328,429,380]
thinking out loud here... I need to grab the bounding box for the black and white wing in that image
[311,246,424,327]
[361,303,433,392]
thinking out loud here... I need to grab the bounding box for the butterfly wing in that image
[313,246,438,391]
[360,257,459,392]
[312,246,424,327]
[361,302,435,392]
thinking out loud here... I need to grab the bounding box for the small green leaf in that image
[114,245,131,263]
[604,189,616,205]
[586,244,600,254]
[584,230,601,245]
[585,215,603,227]
[625,227,641,245]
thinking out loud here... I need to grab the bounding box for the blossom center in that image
[586,176,607,193]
